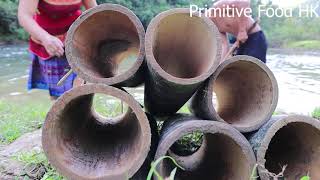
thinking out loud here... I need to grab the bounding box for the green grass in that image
[0,94,127,144]
[286,40,320,50]
[312,107,320,120]
[92,94,127,118]
[301,176,311,180]
[1,96,319,179]
[13,150,65,180]
[273,111,280,115]
[0,100,51,144]
[177,105,190,114]
[147,156,184,180]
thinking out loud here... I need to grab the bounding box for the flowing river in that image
[0,44,319,115]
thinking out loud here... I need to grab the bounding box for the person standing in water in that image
[18,0,97,99]
[210,0,268,63]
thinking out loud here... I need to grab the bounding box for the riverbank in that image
[2,40,320,51]
[0,40,26,46]
[285,40,320,50]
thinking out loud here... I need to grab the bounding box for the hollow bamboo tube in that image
[144,8,222,116]
[190,55,278,132]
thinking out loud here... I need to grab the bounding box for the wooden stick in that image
[222,19,260,61]
[222,41,240,61]
[57,69,73,86]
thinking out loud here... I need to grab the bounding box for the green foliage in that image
[0,0,17,34]
[251,0,320,48]
[273,111,280,115]
[0,100,51,144]
[0,0,28,41]
[147,156,184,180]
[0,0,211,41]
[286,40,320,49]
[13,151,65,180]
[96,0,211,27]
[312,107,320,120]
[171,131,203,156]
[92,94,128,118]
[300,175,311,180]
[177,104,190,114]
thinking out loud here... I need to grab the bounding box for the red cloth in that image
[29,0,82,59]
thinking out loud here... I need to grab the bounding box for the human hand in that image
[42,35,64,57]
[237,31,248,44]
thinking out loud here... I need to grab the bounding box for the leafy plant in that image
[312,107,320,120]
[171,131,203,156]
[13,151,65,180]
[0,0,28,41]
[147,156,184,180]
[92,94,128,118]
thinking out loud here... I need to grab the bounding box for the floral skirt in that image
[27,54,76,97]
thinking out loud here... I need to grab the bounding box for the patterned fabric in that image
[28,54,76,97]
[29,0,82,59]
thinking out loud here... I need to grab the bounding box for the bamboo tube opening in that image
[42,85,151,179]
[190,55,278,132]
[146,8,221,83]
[156,119,255,180]
[66,4,145,85]
[264,122,320,179]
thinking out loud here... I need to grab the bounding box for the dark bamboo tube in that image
[190,55,278,132]
[144,8,222,116]
[248,115,320,180]
[155,114,256,180]
[65,4,145,87]
[42,84,152,179]
[131,113,159,180]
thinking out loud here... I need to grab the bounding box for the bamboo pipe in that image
[190,55,278,132]
[154,114,256,180]
[42,84,152,179]
[144,8,222,116]
[65,4,146,87]
[247,115,320,180]
[132,113,159,180]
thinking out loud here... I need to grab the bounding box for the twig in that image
[222,19,260,61]
[57,69,73,86]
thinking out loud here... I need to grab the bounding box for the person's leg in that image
[236,31,268,63]
[27,53,49,90]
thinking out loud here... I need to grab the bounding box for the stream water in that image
[0,45,319,114]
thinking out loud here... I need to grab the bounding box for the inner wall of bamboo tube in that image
[72,10,139,78]
[152,14,216,78]
[54,94,142,177]
[164,133,250,179]
[264,122,320,179]
[213,61,273,127]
